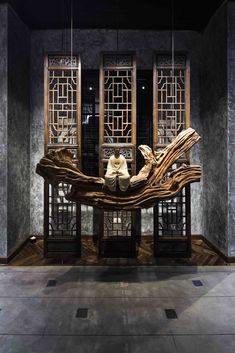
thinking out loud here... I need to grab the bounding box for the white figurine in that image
[105,147,130,192]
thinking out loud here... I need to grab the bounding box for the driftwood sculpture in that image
[36,128,202,210]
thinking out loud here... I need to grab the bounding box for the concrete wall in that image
[0,4,30,258]
[201,3,228,255]
[7,6,30,255]
[0,5,8,257]
[30,28,202,236]
[228,2,235,256]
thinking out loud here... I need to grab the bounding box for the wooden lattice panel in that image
[48,183,77,237]
[153,54,190,148]
[48,70,78,145]
[155,162,187,238]
[103,69,132,143]
[99,53,137,247]
[153,53,191,257]
[44,54,81,242]
[45,54,81,150]
[46,148,79,238]
[103,210,132,238]
[100,53,136,147]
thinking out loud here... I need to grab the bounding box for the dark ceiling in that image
[0,0,227,31]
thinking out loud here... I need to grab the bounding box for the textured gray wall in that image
[228,2,235,256]
[0,4,30,258]
[7,6,30,255]
[201,3,228,255]
[0,5,8,257]
[30,28,202,236]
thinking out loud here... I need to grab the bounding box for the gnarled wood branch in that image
[36,128,202,210]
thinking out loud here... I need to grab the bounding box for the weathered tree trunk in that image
[36,128,202,210]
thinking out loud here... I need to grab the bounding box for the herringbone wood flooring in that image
[8,237,229,266]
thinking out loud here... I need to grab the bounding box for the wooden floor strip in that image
[7,237,228,266]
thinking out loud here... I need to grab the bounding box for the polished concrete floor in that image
[0,265,235,352]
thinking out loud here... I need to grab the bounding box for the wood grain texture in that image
[8,237,229,266]
[36,128,202,210]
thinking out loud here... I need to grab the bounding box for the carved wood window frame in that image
[153,52,191,256]
[43,53,81,254]
[153,52,190,150]
[99,52,137,176]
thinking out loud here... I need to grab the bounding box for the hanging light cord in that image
[70,0,73,71]
[171,0,175,100]
[116,0,119,51]
[171,0,175,76]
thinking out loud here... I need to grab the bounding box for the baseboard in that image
[192,234,235,263]
[0,236,31,265]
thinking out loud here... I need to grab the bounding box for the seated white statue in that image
[105,148,130,192]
